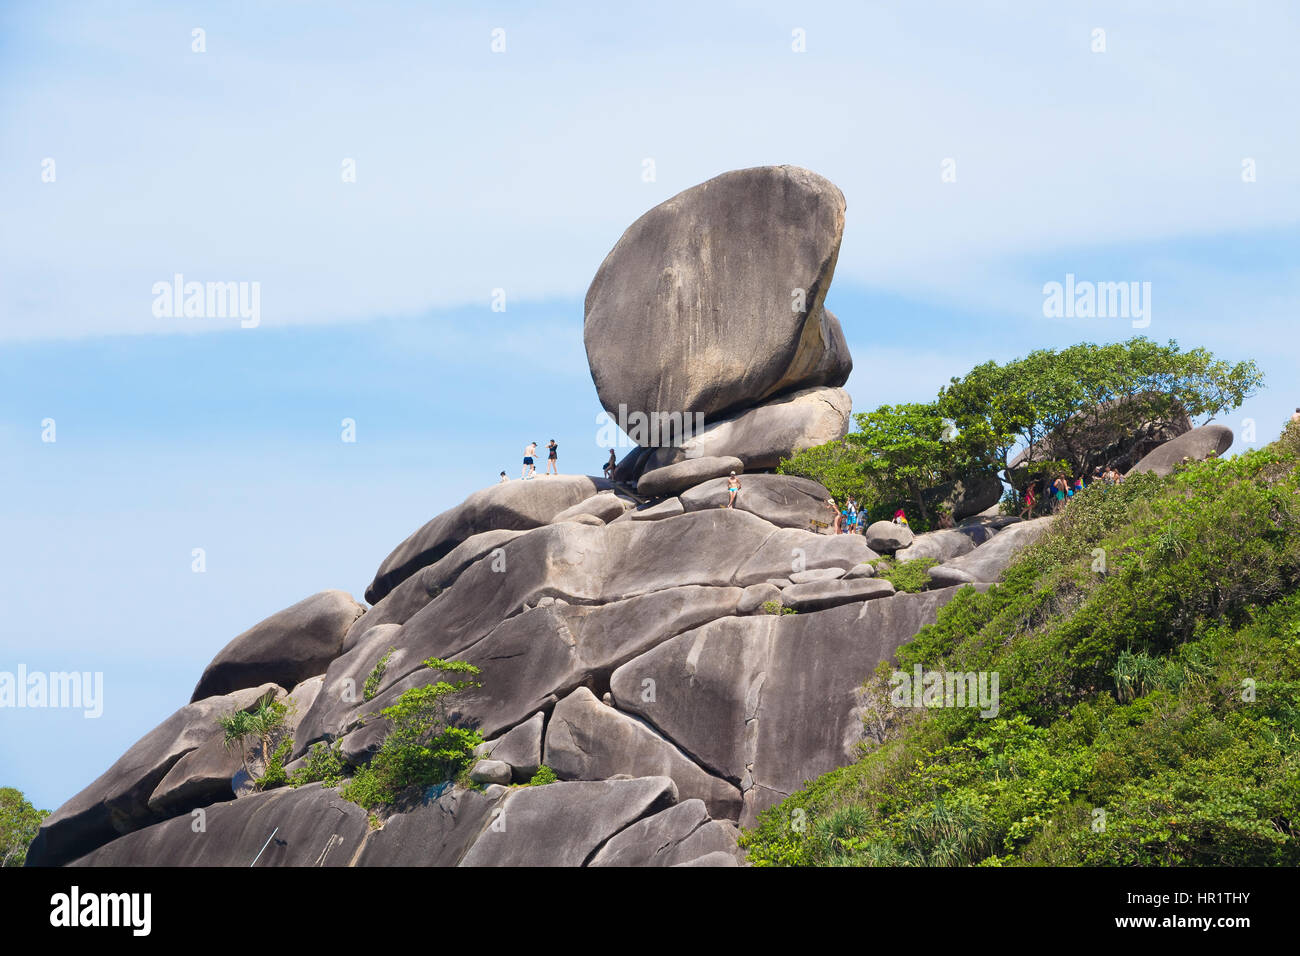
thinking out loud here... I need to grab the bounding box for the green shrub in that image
[875,557,939,594]
[363,648,395,702]
[288,739,347,789]
[340,658,483,811]
[761,600,797,615]
[528,765,558,786]
[257,738,294,789]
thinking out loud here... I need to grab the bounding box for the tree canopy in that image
[1,786,48,867]
[939,338,1263,487]
[779,338,1264,518]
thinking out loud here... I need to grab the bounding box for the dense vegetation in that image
[0,787,48,867]
[744,423,1300,866]
[223,657,485,814]
[339,658,483,811]
[778,337,1262,528]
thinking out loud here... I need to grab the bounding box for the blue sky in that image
[2,0,1298,811]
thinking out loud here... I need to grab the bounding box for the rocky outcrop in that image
[928,516,1055,586]
[893,524,999,563]
[190,590,362,702]
[551,492,633,524]
[639,386,853,473]
[69,783,373,867]
[458,777,678,867]
[1128,424,1234,477]
[920,473,1004,521]
[637,456,744,498]
[475,711,544,783]
[27,684,284,867]
[36,166,1085,869]
[1010,394,1191,476]
[365,475,612,603]
[545,688,742,819]
[610,588,973,826]
[864,520,914,553]
[588,799,741,867]
[679,473,833,530]
[584,166,850,432]
[782,576,895,611]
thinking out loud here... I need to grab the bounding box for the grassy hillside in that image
[742,424,1300,866]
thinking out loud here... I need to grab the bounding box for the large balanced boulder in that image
[611,588,973,826]
[27,683,283,867]
[928,516,1055,587]
[365,475,612,603]
[1128,424,1234,477]
[584,166,851,434]
[545,687,743,820]
[640,386,852,472]
[190,590,363,702]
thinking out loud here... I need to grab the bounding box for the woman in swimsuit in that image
[546,439,558,475]
[603,449,617,479]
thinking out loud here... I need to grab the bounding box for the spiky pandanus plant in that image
[217,697,286,787]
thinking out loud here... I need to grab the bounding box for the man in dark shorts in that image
[522,441,538,479]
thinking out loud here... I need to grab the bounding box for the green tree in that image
[776,440,871,505]
[1,787,48,867]
[217,696,289,788]
[939,338,1263,491]
[847,403,955,523]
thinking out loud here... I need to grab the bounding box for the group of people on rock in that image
[823,497,913,535]
[499,440,560,482]
[1021,463,1124,517]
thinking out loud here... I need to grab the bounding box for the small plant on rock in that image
[288,739,346,788]
[363,647,395,702]
[340,658,483,811]
[216,696,290,790]
[527,765,558,786]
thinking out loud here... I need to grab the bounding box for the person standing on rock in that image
[1052,475,1068,511]
[824,498,839,534]
[1021,482,1036,519]
[725,471,742,508]
[603,448,617,479]
[546,439,558,475]
[522,441,538,480]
